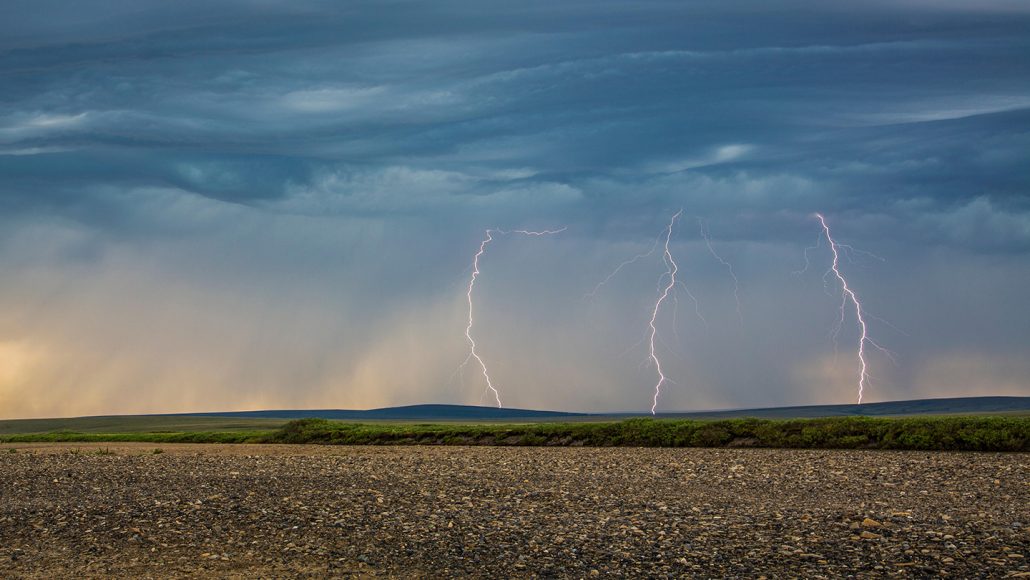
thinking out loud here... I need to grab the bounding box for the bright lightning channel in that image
[814,213,891,404]
[649,210,683,415]
[461,227,566,408]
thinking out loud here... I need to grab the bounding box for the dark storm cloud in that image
[1,1,1028,416]
[3,1,1028,232]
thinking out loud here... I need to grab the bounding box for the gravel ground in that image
[0,443,1027,578]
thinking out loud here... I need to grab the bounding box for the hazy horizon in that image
[2,1,1029,419]
[8,394,1030,424]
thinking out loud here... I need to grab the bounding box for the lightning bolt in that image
[460,226,566,408]
[649,209,683,415]
[588,212,695,413]
[698,218,743,325]
[814,213,891,404]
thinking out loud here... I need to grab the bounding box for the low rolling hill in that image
[0,396,1027,435]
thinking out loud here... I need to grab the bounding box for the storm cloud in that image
[1,0,1028,417]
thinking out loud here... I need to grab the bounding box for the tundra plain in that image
[0,443,1027,578]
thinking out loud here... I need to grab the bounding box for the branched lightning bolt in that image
[815,213,891,404]
[505,228,569,237]
[675,280,709,330]
[836,243,886,264]
[460,226,566,408]
[792,234,822,277]
[585,233,663,299]
[698,218,743,325]
[649,209,683,415]
[463,230,501,407]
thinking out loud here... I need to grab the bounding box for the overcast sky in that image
[1,0,1029,418]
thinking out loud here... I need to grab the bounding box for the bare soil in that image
[0,443,1027,578]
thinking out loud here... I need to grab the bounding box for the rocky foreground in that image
[0,443,1026,578]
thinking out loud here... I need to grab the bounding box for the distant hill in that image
[185,396,1030,421]
[184,403,588,421]
[647,396,1030,420]
[2,396,1027,435]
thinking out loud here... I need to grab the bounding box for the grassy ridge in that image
[261,416,1029,451]
[3,416,1027,451]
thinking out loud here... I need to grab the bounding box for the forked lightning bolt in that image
[814,213,890,404]
[460,227,566,408]
[649,210,683,415]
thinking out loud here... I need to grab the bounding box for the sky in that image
[1,0,1029,418]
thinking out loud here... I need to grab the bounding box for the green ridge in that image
[2,416,1027,451]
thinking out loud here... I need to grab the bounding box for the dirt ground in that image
[0,443,1027,578]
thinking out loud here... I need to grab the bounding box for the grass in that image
[258,416,1030,451]
[0,415,287,435]
[0,430,270,444]
[1,416,1027,451]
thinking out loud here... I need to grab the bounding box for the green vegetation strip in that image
[2,416,1028,451]
[0,431,271,444]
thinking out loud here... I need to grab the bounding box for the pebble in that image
[0,443,1026,577]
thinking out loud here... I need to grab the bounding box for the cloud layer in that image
[1,1,1029,417]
